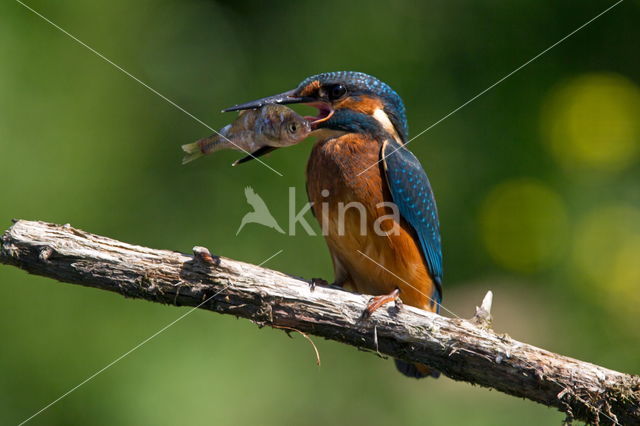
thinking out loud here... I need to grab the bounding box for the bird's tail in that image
[394,359,440,379]
[181,141,205,164]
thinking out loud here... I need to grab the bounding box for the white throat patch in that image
[372,108,402,144]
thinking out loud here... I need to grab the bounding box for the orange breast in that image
[306,133,438,312]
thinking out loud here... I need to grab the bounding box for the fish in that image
[181,104,311,165]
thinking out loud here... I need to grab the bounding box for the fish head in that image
[223,71,407,143]
[276,108,312,146]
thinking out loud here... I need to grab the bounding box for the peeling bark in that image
[1,220,638,425]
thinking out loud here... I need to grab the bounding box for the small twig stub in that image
[1,220,638,425]
[472,290,493,329]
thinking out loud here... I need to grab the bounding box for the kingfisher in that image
[224,71,442,379]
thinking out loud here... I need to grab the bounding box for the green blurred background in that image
[1,1,639,425]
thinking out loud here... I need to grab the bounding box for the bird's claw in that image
[394,297,404,311]
[362,288,401,319]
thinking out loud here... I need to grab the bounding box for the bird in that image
[236,186,285,235]
[224,71,442,379]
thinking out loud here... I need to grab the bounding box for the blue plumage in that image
[298,71,409,142]
[382,138,443,305]
[323,108,391,139]
[222,70,443,379]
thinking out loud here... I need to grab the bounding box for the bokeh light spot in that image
[573,206,640,321]
[480,179,568,273]
[542,73,640,172]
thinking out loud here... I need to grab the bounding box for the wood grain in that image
[1,220,638,425]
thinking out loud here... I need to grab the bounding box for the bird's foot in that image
[192,246,219,266]
[362,288,401,319]
[309,278,329,292]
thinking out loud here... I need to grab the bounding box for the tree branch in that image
[1,220,638,425]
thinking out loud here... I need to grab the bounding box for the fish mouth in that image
[304,102,334,128]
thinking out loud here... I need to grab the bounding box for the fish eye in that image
[288,122,298,133]
[328,84,347,100]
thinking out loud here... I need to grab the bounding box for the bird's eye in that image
[328,84,347,100]
[288,123,298,133]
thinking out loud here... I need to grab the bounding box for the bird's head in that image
[224,71,408,143]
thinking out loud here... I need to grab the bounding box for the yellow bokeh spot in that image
[573,206,640,319]
[542,73,640,172]
[480,179,568,273]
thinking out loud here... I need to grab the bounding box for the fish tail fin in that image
[181,142,204,164]
[181,130,228,164]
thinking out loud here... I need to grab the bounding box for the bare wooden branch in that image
[1,220,638,425]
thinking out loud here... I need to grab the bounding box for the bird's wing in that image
[245,186,269,211]
[245,186,259,207]
[382,138,443,304]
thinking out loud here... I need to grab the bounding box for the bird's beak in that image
[222,90,334,127]
[222,88,335,166]
[222,89,312,112]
